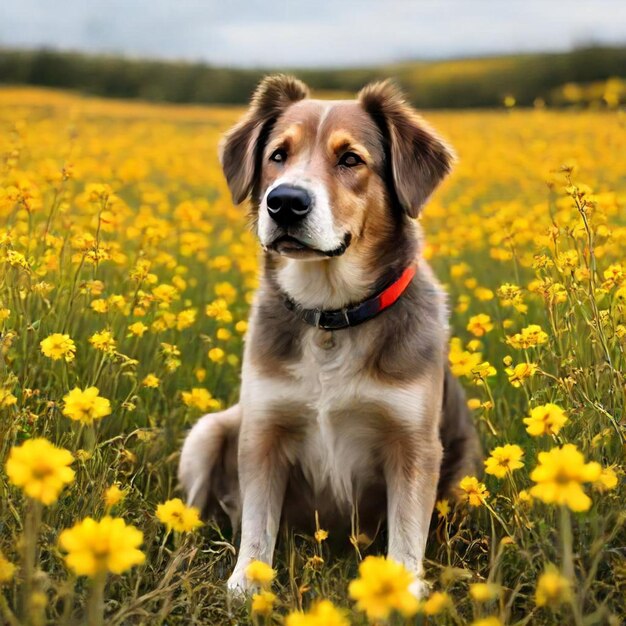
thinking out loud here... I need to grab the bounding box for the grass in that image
[0,87,624,625]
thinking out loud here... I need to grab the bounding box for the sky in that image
[1,0,626,68]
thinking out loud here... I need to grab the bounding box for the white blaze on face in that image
[258,173,345,253]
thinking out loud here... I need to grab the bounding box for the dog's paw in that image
[226,569,252,599]
[409,577,429,600]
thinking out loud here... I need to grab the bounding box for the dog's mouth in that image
[268,232,352,259]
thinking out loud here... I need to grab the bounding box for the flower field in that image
[0,87,624,625]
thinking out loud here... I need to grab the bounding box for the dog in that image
[179,74,480,597]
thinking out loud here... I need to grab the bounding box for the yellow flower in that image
[152,283,179,306]
[108,295,128,312]
[449,338,482,377]
[472,618,503,626]
[423,591,451,615]
[245,560,276,588]
[475,287,494,301]
[62,386,112,424]
[456,294,470,313]
[471,361,496,384]
[451,262,469,278]
[128,321,148,337]
[214,281,237,303]
[459,476,489,506]
[469,582,500,602]
[0,387,17,408]
[251,590,276,616]
[205,299,232,323]
[286,600,349,626]
[315,528,328,543]
[156,498,202,532]
[535,565,571,607]
[306,555,324,570]
[506,362,538,387]
[89,330,117,353]
[523,403,568,436]
[5,438,75,505]
[216,327,232,341]
[59,516,145,577]
[466,339,482,352]
[506,324,548,349]
[530,444,602,511]
[467,314,494,337]
[603,263,624,287]
[235,320,248,334]
[436,499,450,518]
[210,255,232,272]
[348,555,419,620]
[208,347,225,363]
[85,279,105,296]
[547,282,568,304]
[0,552,16,584]
[91,298,109,313]
[484,444,524,478]
[142,374,160,388]
[104,484,125,509]
[516,490,534,507]
[86,182,112,202]
[593,466,618,492]
[176,308,197,330]
[181,388,220,412]
[497,283,526,312]
[7,250,30,270]
[40,333,76,362]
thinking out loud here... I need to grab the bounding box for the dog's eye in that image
[338,152,364,168]
[270,148,287,163]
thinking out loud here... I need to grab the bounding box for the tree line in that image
[0,46,624,107]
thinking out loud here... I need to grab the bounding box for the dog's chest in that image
[284,328,387,503]
[295,327,362,396]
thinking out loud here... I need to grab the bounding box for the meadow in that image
[0,87,624,625]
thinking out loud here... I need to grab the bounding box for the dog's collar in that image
[283,265,416,330]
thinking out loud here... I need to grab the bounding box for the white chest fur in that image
[240,327,432,507]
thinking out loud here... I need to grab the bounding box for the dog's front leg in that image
[384,428,443,599]
[227,422,289,595]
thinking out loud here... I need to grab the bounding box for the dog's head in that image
[220,74,454,263]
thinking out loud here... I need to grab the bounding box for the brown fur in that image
[219,75,309,205]
[359,79,455,217]
[260,100,393,271]
[248,260,305,379]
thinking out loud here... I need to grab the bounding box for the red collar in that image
[284,265,417,330]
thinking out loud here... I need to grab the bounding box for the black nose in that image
[266,185,312,226]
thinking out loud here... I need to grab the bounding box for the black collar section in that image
[282,265,416,331]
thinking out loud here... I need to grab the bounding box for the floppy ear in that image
[359,79,455,218]
[219,74,310,204]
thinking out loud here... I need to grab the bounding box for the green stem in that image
[0,593,20,626]
[484,501,513,538]
[21,499,41,626]
[87,572,107,626]
[559,506,583,626]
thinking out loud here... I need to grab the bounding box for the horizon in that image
[3,41,625,72]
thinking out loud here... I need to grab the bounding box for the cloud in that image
[1,0,625,67]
